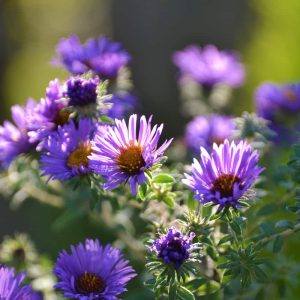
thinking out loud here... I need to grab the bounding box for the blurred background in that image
[1,0,300,297]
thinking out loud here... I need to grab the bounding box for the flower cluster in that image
[150,227,196,269]
[173,44,245,87]
[183,140,264,212]
[0,32,272,300]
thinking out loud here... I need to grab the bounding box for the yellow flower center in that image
[212,173,241,198]
[76,272,106,294]
[117,143,146,175]
[54,109,70,126]
[67,143,92,169]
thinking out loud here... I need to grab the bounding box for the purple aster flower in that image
[0,99,37,168]
[255,82,300,118]
[40,119,96,182]
[0,266,34,299]
[102,92,137,119]
[185,115,235,153]
[53,239,136,300]
[63,77,99,107]
[255,82,300,142]
[150,227,196,269]
[55,35,130,79]
[173,45,245,87]
[27,79,70,150]
[89,114,173,195]
[183,140,264,213]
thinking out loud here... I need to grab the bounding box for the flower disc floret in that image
[53,239,136,300]
[183,140,264,212]
[89,114,173,195]
[150,227,196,269]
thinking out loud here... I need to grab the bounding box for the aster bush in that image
[1,33,300,300]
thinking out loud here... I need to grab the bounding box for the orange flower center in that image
[117,144,146,175]
[212,173,241,198]
[76,272,106,294]
[284,89,297,102]
[54,109,70,126]
[67,143,92,169]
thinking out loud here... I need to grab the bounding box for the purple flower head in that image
[255,82,300,119]
[40,119,96,182]
[63,77,99,107]
[89,114,173,195]
[55,35,131,79]
[255,82,300,143]
[0,99,37,168]
[185,115,235,153]
[0,266,34,299]
[27,79,70,149]
[173,45,245,87]
[183,140,264,213]
[53,239,136,300]
[102,92,137,119]
[150,227,196,269]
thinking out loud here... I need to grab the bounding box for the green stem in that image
[257,222,300,245]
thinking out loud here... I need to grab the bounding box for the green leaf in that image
[168,281,177,300]
[144,278,156,287]
[253,266,268,283]
[237,201,250,207]
[218,235,232,246]
[209,213,222,221]
[230,220,241,236]
[273,236,284,253]
[138,182,148,200]
[185,278,207,291]
[187,193,197,211]
[162,196,175,207]
[153,173,175,184]
[275,220,294,230]
[177,286,195,300]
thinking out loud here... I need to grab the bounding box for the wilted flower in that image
[40,119,96,182]
[183,140,264,212]
[150,227,196,269]
[55,35,130,79]
[185,114,235,153]
[0,99,37,168]
[173,45,245,87]
[53,239,136,299]
[89,114,172,195]
[0,266,34,299]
